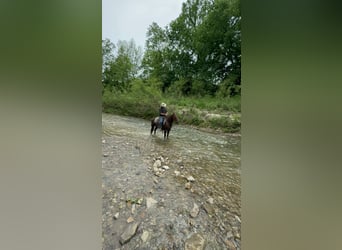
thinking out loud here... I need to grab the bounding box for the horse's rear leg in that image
[151,124,156,135]
[151,124,157,135]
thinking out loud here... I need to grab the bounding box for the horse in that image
[150,113,178,139]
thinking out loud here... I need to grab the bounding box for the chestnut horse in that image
[150,113,178,139]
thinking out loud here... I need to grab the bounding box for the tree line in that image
[102,0,240,98]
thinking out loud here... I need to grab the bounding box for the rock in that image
[131,204,136,214]
[207,197,214,204]
[226,231,234,239]
[188,218,195,226]
[119,222,139,245]
[103,153,109,157]
[185,182,191,189]
[202,204,214,216]
[162,165,169,170]
[153,160,162,168]
[146,197,157,209]
[136,198,143,205]
[114,212,119,220]
[225,240,237,250]
[190,203,199,218]
[127,216,134,223]
[141,230,149,243]
[176,159,182,164]
[174,170,181,176]
[187,176,195,182]
[235,215,241,223]
[184,233,205,250]
[160,156,165,163]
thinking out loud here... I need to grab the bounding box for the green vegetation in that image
[102,0,241,133]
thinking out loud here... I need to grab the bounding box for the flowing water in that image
[102,113,241,249]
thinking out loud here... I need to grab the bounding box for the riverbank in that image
[102,91,241,133]
[102,114,241,249]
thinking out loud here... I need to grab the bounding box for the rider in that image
[159,102,168,129]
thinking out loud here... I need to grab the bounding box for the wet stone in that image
[226,231,234,239]
[190,203,199,218]
[127,216,134,223]
[234,215,241,223]
[202,204,214,216]
[185,233,205,250]
[207,197,214,204]
[146,197,158,209]
[153,160,162,168]
[187,176,195,182]
[119,222,139,245]
[225,240,237,250]
[114,212,119,220]
[141,230,149,243]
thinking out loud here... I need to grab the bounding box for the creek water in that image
[102,113,241,249]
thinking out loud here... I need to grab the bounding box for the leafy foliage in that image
[102,0,241,131]
[140,0,241,97]
[102,39,142,92]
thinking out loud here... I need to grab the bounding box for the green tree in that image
[142,22,176,92]
[102,39,142,92]
[140,0,241,97]
[102,38,115,78]
[116,39,143,78]
[195,0,241,95]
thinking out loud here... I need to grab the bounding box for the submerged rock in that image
[190,203,199,218]
[225,240,237,250]
[127,216,134,223]
[153,160,162,168]
[146,197,158,209]
[207,197,214,204]
[119,222,139,245]
[202,204,214,216]
[114,212,119,220]
[141,230,149,243]
[185,233,205,250]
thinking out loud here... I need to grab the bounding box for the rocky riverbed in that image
[102,114,241,250]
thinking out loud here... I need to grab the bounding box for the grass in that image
[102,89,241,133]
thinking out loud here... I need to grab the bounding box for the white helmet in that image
[161,103,167,107]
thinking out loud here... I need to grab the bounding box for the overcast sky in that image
[102,0,184,50]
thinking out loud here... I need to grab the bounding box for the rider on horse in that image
[159,102,168,129]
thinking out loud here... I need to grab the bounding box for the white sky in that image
[102,0,185,50]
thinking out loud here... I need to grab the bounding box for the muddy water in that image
[102,113,241,249]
